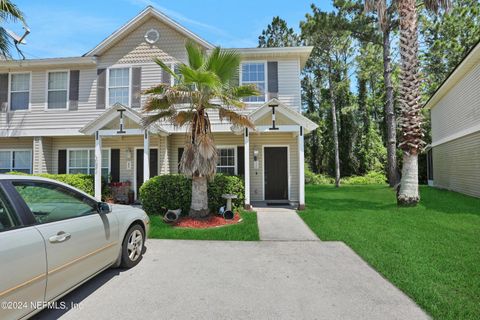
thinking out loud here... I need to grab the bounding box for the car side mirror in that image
[97,202,112,214]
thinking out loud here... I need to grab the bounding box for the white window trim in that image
[45,70,70,110]
[66,148,111,178]
[106,66,132,108]
[8,72,32,112]
[240,61,268,104]
[0,149,32,173]
[216,145,237,175]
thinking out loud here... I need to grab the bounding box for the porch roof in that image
[79,103,168,136]
[249,98,319,133]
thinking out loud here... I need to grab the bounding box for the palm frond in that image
[0,28,11,58]
[143,84,167,95]
[179,64,221,88]
[205,47,241,84]
[423,0,451,13]
[172,110,196,127]
[153,57,179,81]
[185,40,205,70]
[0,0,25,22]
[218,107,255,129]
[228,84,260,99]
[142,108,177,127]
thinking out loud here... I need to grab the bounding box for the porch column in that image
[298,126,305,210]
[244,128,251,209]
[94,131,102,201]
[143,130,150,183]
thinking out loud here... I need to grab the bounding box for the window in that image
[171,63,182,86]
[10,73,30,110]
[0,189,20,231]
[13,181,97,224]
[48,71,68,109]
[217,147,236,175]
[68,149,110,180]
[241,62,266,102]
[108,68,130,106]
[0,150,32,173]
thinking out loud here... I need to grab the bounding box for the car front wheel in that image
[120,224,145,268]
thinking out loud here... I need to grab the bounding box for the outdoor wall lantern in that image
[253,148,259,171]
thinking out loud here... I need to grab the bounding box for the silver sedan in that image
[0,175,150,320]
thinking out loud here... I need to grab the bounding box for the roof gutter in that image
[0,56,97,69]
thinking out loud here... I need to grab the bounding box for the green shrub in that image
[341,171,387,185]
[139,174,192,215]
[139,173,245,216]
[305,169,334,185]
[7,172,95,196]
[207,174,245,212]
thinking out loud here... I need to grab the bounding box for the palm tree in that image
[395,0,450,206]
[0,0,25,58]
[142,42,259,218]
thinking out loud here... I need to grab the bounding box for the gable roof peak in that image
[84,6,214,57]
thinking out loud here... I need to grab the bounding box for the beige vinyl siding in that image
[432,131,480,198]
[0,67,102,133]
[256,112,297,126]
[49,135,165,182]
[33,136,52,174]
[431,63,480,143]
[0,137,33,149]
[249,133,299,202]
[277,58,301,110]
[169,132,299,202]
[98,18,188,67]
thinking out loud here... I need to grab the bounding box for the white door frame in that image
[133,146,159,199]
[262,145,290,201]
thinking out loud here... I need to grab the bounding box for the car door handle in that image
[49,231,71,243]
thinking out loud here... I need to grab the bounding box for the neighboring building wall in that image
[431,64,480,143]
[432,131,480,198]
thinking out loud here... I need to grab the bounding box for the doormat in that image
[267,202,290,206]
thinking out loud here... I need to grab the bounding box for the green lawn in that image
[299,184,480,320]
[148,210,260,241]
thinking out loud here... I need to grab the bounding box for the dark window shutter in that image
[267,61,278,100]
[150,149,158,177]
[69,70,80,111]
[162,68,171,85]
[237,146,245,176]
[131,67,142,108]
[0,73,8,112]
[177,148,184,172]
[110,149,120,182]
[96,68,106,109]
[58,150,67,174]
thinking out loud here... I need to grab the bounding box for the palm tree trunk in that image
[189,175,209,218]
[382,27,399,187]
[397,0,423,206]
[328,67,340,188]
[397,153,419,205]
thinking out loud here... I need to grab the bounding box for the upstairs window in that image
[217,147,236,175]
[10,73,30,111]
[108,68,130,106]
[48,71,68,109]
[240,62,266,103]
[0,150,32,173]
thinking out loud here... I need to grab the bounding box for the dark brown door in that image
[136,149,158,195]
[264,147,288,200]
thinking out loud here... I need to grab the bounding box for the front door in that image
[136,149,158,196]
[264,147,288,200]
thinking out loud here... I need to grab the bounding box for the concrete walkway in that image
[255,206,319,241]
[33,240,430,320]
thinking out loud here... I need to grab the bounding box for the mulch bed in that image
[173,212,241,229]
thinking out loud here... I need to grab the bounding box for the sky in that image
[4,0,334,59]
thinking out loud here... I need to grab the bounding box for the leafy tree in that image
[0,0,25,58]
[258,16,301,48]
[142,42,258,218]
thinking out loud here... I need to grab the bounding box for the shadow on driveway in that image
[31,268,125,320]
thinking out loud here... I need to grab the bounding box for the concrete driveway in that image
[33,239,429,320]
